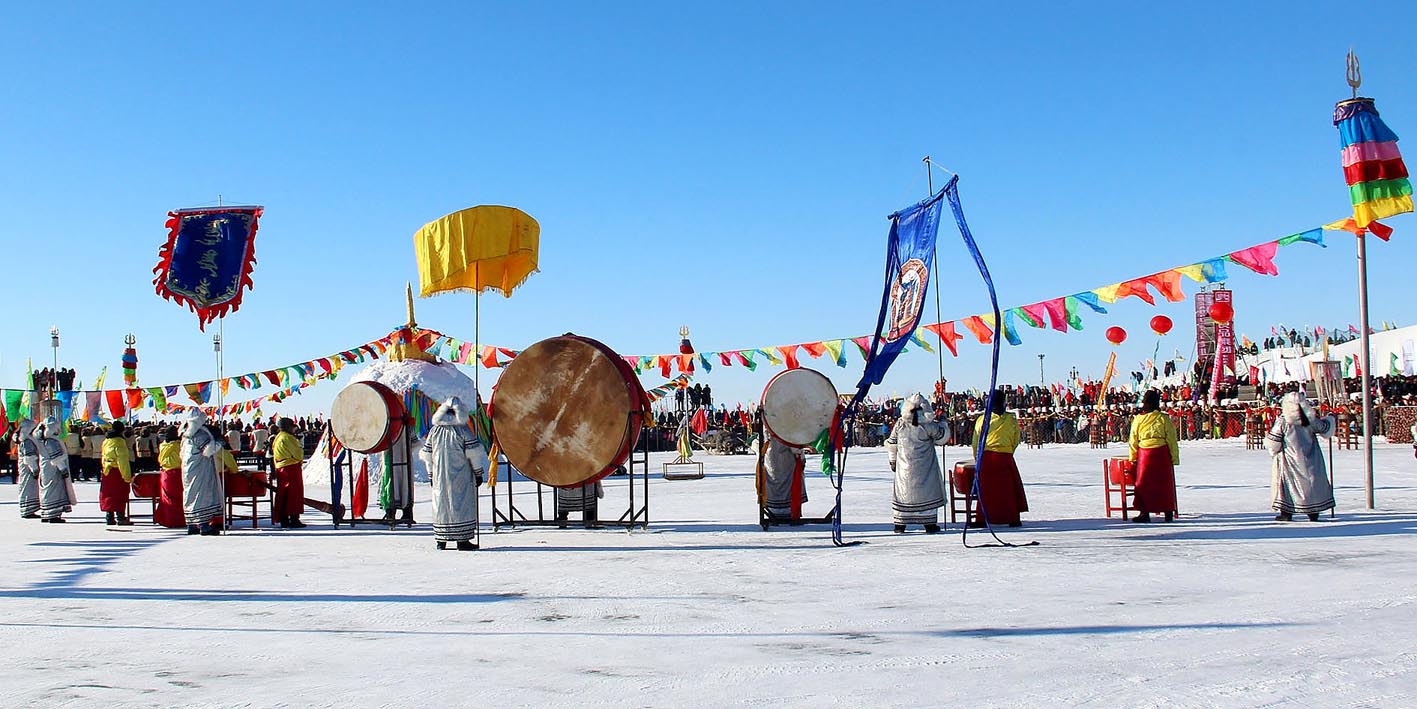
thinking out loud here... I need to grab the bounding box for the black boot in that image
[1307,512,1320,522]
[285,517,307,529]
[118,516,133,526]
[48,517,66,524]
[23,513,39,519]
[556,512,568,529]
[187,525,201,535]
[1131,512,1152,523]
[1275,512,1293,522]
[893,524,906,534]
[106,512,116,525]
[1163,512,1174,523]
[457,540,478,551]
[924,523,941,534]
[436,541,447,550]
[199,522,218,536]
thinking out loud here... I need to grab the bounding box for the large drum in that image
[330,380,407,454]
[760,368,838,447]
[492,334,648,488]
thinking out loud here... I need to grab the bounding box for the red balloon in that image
[1106,326,1127,345]
[1150,315,1173,336]
[1209,301,1234,324]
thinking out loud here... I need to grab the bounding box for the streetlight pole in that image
[1038,353,1045,387]
[49,326,60,397]
[213,331,224,410]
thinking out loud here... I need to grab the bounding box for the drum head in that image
[492,335,643,488]
[761,368,838,447]
[331,381,399,453]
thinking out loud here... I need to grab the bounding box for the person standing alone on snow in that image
[1127,389,1179,523]
[1265,392,1335,522]
[421,396,489,550]
[885,393,948,534]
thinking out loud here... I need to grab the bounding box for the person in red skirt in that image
[271,418,306,529]
[99,422,134,526]
[970,393,1029,527]
[1127,389,1179,523]
[154,426,186,529]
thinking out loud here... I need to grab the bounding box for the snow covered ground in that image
[1,439,1415,707]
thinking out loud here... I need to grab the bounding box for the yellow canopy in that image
[414,205,540,297]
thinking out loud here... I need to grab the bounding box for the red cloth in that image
[353,460,369,518]
[273,464,305,520]
[154,469,186,528]
[1132,445,1177,514]
[98,468,130,513]
[976,451,1029,525]
[788,456,805,520]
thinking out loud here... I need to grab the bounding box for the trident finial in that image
[679,325,690,338]
[1346,48,1362,99]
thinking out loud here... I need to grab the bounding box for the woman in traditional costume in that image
[16,419,40,519]
[1265,392,1335,521]
[36,417,75,523]
[99,422,134,525]
[971,394,1029,527]
[420,397,489,550]
[181,411,224,536]
[885,393,948,534]
[758,436,806,522]
[154,426,186,529]
[1127,389,1179,523]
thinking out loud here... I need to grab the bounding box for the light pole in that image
[49,326,60,397]
[1038,353,1045,387]
[213,332,224,409]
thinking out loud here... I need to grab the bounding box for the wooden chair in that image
[1103,458,1135,518]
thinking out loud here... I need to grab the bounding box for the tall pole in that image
[214,323,224,410]
[1038,354,1045,387]
[50,326,59,400]
[1357,232,1375,509]
[923,157,945,400]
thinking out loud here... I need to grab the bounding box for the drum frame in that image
[491,410,650,531]
[754,433,838,532]
[326,420,418,531]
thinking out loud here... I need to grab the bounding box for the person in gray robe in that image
[16,419,41,519]
[36,417,75,523]
[380,427,415,524]
[759,436,807,521]
[885,393,949,533]
[1265,392,1336,521]
[556,479,604,527]
[180,409,224,535]
[419,397,489,550]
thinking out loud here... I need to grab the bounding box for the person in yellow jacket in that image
[969,393,1029,527]
[271,418,307,529]
[154,427,186,529]
[99,422,134,525]
[1127,389,1179,523]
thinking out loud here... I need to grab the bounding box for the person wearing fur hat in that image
[16,419,41,519]
[99,422,134,525]
[970,392,1029,527]
[1265,392,1335,521]
[420,396,490,551]
[36,417,75,523]
[885,393,949,533]
[180,410,225,535]
[1127,389,1179,523]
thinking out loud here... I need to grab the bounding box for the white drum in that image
[330,381,407,454]
[760,368,838,447]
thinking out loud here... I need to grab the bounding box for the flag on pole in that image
[1335,96,1412,229]
[856,188,947,390]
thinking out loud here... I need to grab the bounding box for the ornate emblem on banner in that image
[885,258,929,341]
[152,206,264,330]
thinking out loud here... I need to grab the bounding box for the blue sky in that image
[1,2,1414,415]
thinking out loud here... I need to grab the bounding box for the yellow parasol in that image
[413,204,540,397]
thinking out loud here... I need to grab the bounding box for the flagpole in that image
[1357,231,1374,509]
[923,156,946,401]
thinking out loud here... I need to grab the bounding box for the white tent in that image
[1243,324,1417,383]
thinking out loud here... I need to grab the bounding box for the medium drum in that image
[760,368,838,447]
[1106,457,1136,486]
[330,380,407,454]
[952,462,976,492]
[491,334,648,488]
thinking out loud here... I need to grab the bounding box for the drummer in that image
[556,481,602,528]
[759,435,807,522]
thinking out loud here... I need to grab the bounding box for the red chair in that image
[947,462,976,525]
[1103,457,1135,518]
[129,472,161,522]
[225,469,272,529]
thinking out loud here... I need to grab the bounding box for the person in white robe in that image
[180,409,225,535]
[758,436,808,522]
[36,418,75,523]
[16,419,41,519]
[555,479,604,527]
[419,397,489,551]
[885,393,949,533]
[1265,392,1335,521]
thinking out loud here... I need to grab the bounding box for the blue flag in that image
[154,206,264,330]
[855,186,947,392]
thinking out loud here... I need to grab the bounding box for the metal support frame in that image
[492,412,650,530]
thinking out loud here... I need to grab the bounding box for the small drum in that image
[760,368,838,447]
[1107,457,1136,486]
[952,462,976,492]
[331,380,407,453]
[491,334,647,488]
